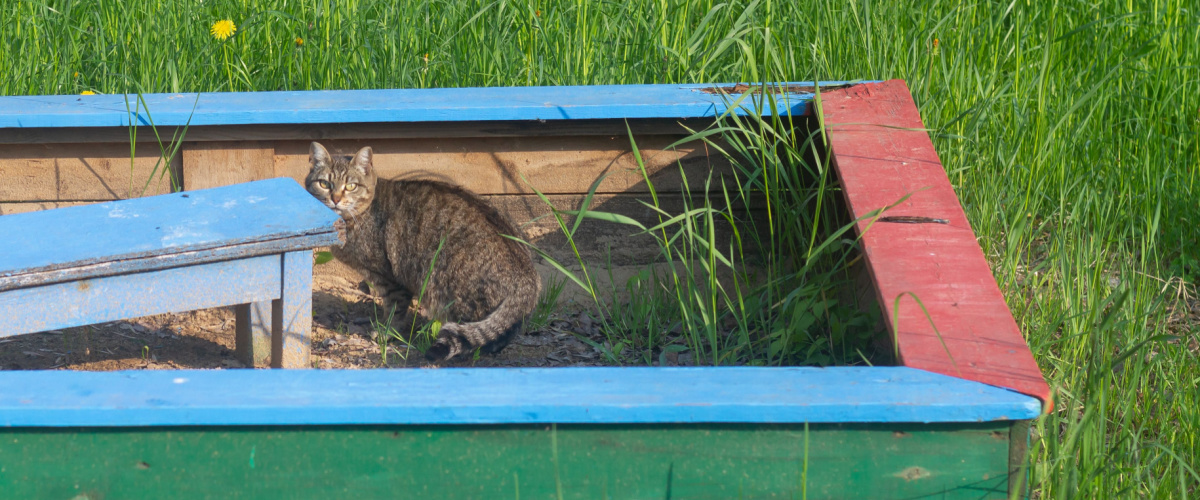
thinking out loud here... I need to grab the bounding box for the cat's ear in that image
[350,146,374,175]
[309,142,332,168]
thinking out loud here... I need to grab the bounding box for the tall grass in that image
[513,111,880,367]
[3,0,1197,496]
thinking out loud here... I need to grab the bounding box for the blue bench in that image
[0,178,341,368]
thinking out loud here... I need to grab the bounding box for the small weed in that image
[527,275,567,332]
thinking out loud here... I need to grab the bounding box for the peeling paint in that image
[895,466,931,481]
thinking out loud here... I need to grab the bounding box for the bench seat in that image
[0,178,341,368]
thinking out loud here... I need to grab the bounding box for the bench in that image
[0,178,341,368]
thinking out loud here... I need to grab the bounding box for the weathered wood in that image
[235,301,272,368]
[0,235,337,294]
[1009,419,1032,496]
[821,80,1052,409]
[0,422,1016,499]
[182,141,274,190]
[0,178,341,291]
[0,118,719,144]
[485,192,766,265]
[0,201,91,214]
[0,142,178,201]
[0,255,280,337]
[274,251,312,369]
[0,367,1040,426]
[0,83,833,128]
[272,135,731,195]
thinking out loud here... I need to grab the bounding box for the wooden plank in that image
[821,80,1052,409]
[1009,419,1032,496]
[484,193,766,265]
[0,255,280,337]
[0,367,1040,427]
[0,142,178,201]
[273,250,312,369]
[0,235,334,293]
[181,141,274,191]
[0,178,341,285]
[0,201,92,214]
[0,118,719,144]
[235,301,272,368]
[0,422,1015,499]
[272,135,731,195]
[0,83,843,129]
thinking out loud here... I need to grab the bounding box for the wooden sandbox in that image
[0,81,1049,498]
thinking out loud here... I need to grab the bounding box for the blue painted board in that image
[0,178,340,287]
[0,83,857,129]
[0,367,1041,427]
[0,255,280,337]
[274,250,313,368]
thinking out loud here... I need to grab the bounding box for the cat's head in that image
[306,142,377,219]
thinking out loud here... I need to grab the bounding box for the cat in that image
[305,142,541,361]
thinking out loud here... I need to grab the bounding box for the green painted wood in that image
[0,422,1016,499]
[1008,420,1032,498]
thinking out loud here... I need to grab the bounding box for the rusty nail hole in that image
[135,461,150,470]
[893,431,910,438]
[990,431,1006,440]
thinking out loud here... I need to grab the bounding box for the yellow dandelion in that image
[80,90,96,95]
[210,19,237,41]
[295,36,304,46]
[73,72,80,78]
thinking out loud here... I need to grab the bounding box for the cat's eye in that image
[316,181,330,190]
[345,183,358,191]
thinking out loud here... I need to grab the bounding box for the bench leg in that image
[234,301,273,368]
[272,250,313,368]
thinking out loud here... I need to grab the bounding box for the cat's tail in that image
[425,290,538,362]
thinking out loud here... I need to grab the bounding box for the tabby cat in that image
[305,142,541,361]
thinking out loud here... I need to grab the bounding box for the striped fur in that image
[305,142,541,361]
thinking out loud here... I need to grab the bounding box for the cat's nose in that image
[331,192,342,204]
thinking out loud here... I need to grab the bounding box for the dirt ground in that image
[0,258,696,371]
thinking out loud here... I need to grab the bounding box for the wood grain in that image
[273,135,732,195]
[485,192,765,265]
[181,141,274,190]
[0,142,179,201]
[0,83,826,128]
[0,178,341,291]
[0,119,718,144]
[0,367,1040,426]
[235,301,272,368]
[0,256,281,337]
[274,251,312,369]
[821,80,1051,409]
[0,422,1015,499]
[0,201,92,215]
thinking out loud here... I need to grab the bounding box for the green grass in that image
[513,116,882,368]
[3,0,1198,497]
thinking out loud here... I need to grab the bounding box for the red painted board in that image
[819,80,1052,411]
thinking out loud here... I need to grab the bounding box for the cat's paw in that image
[424,342,452,362]
[425,329,465,362]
